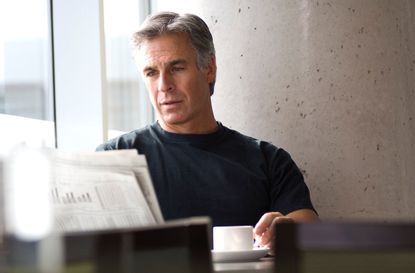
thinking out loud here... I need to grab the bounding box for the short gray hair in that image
[131,12,216,94]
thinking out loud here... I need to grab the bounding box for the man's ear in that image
[206,54,217,84]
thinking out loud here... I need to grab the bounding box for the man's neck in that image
[158,119,219,134]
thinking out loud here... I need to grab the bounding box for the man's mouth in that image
[160,100,181,106]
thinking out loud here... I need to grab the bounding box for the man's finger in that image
[257,228,272,246]
[254,212,284,236]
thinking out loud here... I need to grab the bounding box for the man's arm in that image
[253,209,319,248]
[287,208,319,221]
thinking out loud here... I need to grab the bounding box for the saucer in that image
[211,247,269,262]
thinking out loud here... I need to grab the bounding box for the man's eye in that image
[145,71,157,77]
[172,67,184,72]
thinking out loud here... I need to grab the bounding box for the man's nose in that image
[157,72,174,92]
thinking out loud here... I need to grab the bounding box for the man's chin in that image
[160,116,184,125]
[159,117,188,129]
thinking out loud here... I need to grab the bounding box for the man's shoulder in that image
[96,124,155,151]
[222,125,256,142]
[221,124,294,164]
[223,124,278,150]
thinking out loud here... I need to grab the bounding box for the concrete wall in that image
[151,0,415,221]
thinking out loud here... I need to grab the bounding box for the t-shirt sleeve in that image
[261,142,316,215]
[95,131,142,152]
[96,142,114,151]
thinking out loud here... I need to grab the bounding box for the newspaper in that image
[4,148,164,235]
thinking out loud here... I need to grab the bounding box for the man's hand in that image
[253,209,319,249]
[253,212,293,248]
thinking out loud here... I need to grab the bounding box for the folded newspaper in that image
[3,147,164,235]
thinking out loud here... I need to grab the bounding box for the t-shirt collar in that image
[152,121,226,144]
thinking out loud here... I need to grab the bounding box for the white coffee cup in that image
[213,225,254,251]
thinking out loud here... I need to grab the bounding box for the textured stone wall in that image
[152,0,415,221]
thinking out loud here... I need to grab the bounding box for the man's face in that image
[135,32,216,132]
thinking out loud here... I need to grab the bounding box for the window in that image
[0,0,153,153]
[103,0,153,139]
[0,0,55,155]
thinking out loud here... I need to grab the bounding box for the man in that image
[97,11,318,247]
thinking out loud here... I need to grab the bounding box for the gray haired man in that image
[98,12,318,248]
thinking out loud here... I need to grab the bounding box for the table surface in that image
[213,257,274,273]
[1,257,275,273]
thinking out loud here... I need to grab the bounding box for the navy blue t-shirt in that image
[97,122,315,226]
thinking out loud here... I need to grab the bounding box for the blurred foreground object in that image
[3,217,211,273]
[274,221,415,273]
[4,147,52,241]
